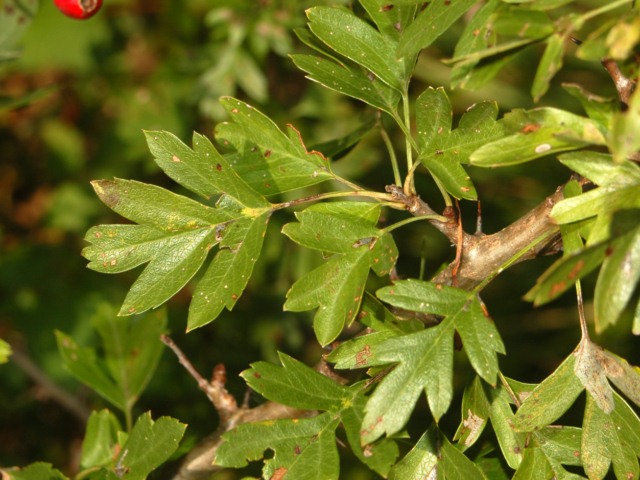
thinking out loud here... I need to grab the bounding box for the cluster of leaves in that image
[4,0,640,479]
[2,306,186,480]
[82,1,640,479]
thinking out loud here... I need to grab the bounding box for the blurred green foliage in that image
[1,0,638,478]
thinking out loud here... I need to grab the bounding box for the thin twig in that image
[160,335,238,421]
[601,57,636,108]
[10,344,91,423]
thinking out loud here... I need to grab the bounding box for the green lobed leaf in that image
[283,204,398,344]
[144,131,266,206]
[361,321,455,444]
[514,354,584,431]
[397,0,478,60]
[416,87,504,199]
[91,305,166,409]
[377,279,504,384]
[291,54,401,116]
[116,413,186,480]
[215,412,340,480]
[241,352,347,412]
[0,463,68,480]
[55,331,125,410]
[239,350,399,476]
[594,226,640,332]
[187,213,270,331]
[284,250,371,346]
[388,426,439,480]
[306,7,405,91]
[83,178,250,316]
[81,410,122,469]
[471,108,606,167]
[215,97,333,194]
[531,33,565,101]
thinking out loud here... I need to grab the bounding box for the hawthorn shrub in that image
[2,0,640,479]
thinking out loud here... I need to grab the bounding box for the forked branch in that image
[387,183,567,290]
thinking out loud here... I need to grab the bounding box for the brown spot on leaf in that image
[355,345,372,367]
[294,445,302,455]
[521,123,541,133]
[568,259,585,280]
[231,108,239,113]
[272,467,288,480]
[253,372,261,379]
[216,163,223,171]
[381,4,394,11]
[264,150,272,157]
[550,280,567,296]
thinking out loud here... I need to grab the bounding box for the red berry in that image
[53,0,103,19]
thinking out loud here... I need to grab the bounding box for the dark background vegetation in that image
[1,0,637,477]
